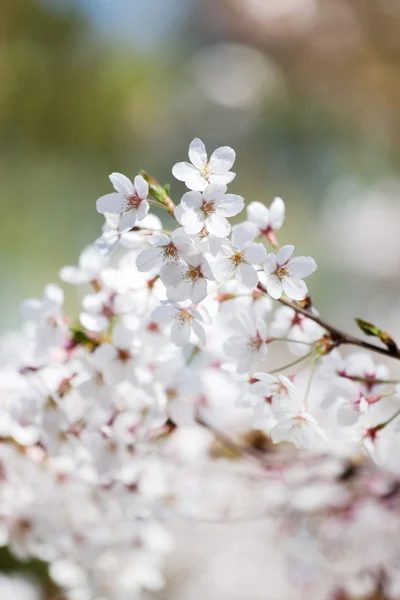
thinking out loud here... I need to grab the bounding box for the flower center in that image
[200,162,213,180]
[231,251,244,266]
[202,200,215,215]
[186,265,203,281]
[127,193,142,209]
[117,349,131,363]
[162,242,178,260]
[276,265,289,278]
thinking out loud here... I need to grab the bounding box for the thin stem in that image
[257,283,400,362]
[268,351,314,375]
[303,356,319,410]
[340,374,400,386]
[268,337,313,347]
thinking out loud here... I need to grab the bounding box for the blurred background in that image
[2,0,400,335]
[2,1,400,597]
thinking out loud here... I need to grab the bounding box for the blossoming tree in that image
[2,139,400,599]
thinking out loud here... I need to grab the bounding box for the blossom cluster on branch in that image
[1,139,400,599]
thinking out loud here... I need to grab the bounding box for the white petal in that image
[59,266,87,285]
[237,263,258,289]
[266,274,283,299]
[109,172,133,195]
[232,222,256,249]
[167,280,191,302]
[209,146,236,173]
[180,191,203,210]
[79,245,105,272]
[112,324,134,349]
[217,194,245,217]
[160,262,186,287]
[134,175,149,199]
[282,277,308,301]
[192,320,206,345]
[264,253,277,275]
[288,256,317,278]
[119,209,137,231]
[171,319,191,346]
[135,199,150,222]
[152,305,177,324]
[206,214,231,237]
[185,172,209,192]
[188,138,207,169]
[44,284,64,306]
[247,201,269,228]
[96,193,124,215]
[136,246,163,272]
[243,242,267,265]
[180,209,204,234]
[269,197,285,230]
[172,161,198,182]
[276,245,295,265]
[209,172,236,185]
[190,279,207,304]
[202,183,227,201]
[210,258,236,283]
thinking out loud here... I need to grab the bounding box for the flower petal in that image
[188,138,207,169]
[277,245,295,265]
[282,277,308,301]
[192,320,206,345]
[136,246,163,272]
[134,175,149,199]
[96,193,124,215]
[247,201,269,229]
[109,172,133,195]
[171,319,191,346]
[243,242,267,265]
[206,214,231,237]
[217,194,245,218]
[266,274,283,299]
[172,161,198,182]
[237,263,258,289]
[232,222,256,249]
[269,197,285,230]
[180,209,204,234]
[288,256,317,278]
[190,278,207,304]
[209,146,236,173]
[180,191,203,211]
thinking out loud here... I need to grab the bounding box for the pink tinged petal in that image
[133,175,149,199]
[192,320,206,345]
[277,244,295,265]
[217,194,245,217]
[206,214,231,238]
[188,138,207,169]
[264,253,277,275]
[135,199,150,222]
[209,172,236,185]
[160,262,185,287]
[237,263,259,289]
[180,191,203,210]
[266,274,283,299]
[171,319,191,346]
[136,246,164,272]
[209,146,236,173]
[288,256,317,278]
[232,222,257,249]
[109,172,133,195]
[152,305,177,324]
[59,266,87,285]
[247,201,270,228]
[80,312,109,332]
[243,242,267,265]
[96,193,124,215]
[180,209,204,234]
[190,278,207,304]
[119,210,138,231]
[282,277,308,301]
[172,161,198,182]
[269,197,285,230]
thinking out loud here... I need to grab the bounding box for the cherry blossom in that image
[264,245,317,300]
[152,302,206,346]
[172,138,236,191]
[246,196,285,245]
[96,173,150,231]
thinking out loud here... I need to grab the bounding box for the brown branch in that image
[257,283,400,362]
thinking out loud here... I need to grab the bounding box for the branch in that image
[257,283,400,362]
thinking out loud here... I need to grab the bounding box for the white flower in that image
[223,314,268,374]
[152,302,206,346]
[89,324,139,385]
[247,197,285,244]
[264,245,316,300]
[60,245,107,286]
[20,284,66,353]
[162,255,214,305]
[270,411,327,449]
[136,230,194,274]
[96,173,149,231]
[210,223,267,289]
[174,183,244,237]
[250,372,296,416]
[172,138,236,191]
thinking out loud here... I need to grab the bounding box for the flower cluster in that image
[1,138,400,599]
